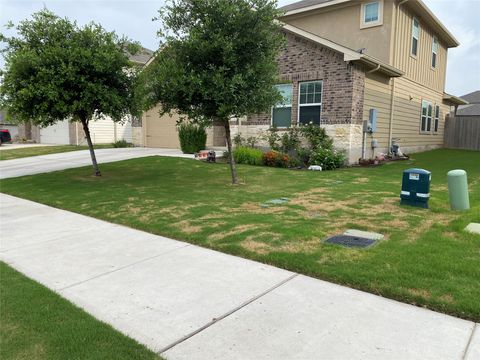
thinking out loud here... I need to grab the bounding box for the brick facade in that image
[245,31,365,126]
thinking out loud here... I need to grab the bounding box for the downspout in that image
[367,64,381,74]
[388,0,410,153]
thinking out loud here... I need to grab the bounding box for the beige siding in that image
[393,6,447,92]
[282,0,394,63]
[363,74,451,156]
[392,77,450,149]
[363,72,392,157]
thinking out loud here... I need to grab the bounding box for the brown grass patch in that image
[241,234,323,255]
[407,288,431,299]
[208,224,260,241]
[238,202,288,214]
[439,294,455,303]
[173,220,203,234]
[353,177,370,184]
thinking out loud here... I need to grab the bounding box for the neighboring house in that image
[444,90,479,151]
[456,90,480,117]
[0,110,19,139]
[17,47,154,145]
[139,0,467,162]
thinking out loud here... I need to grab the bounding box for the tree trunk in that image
[223,120,238,185]
[80,117,101,177]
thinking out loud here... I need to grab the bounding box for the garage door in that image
[40,120,70,144]
[145,105,181,148]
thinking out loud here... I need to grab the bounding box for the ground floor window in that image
[298,81,322,125]
[434,105,440,133]
[421,100,433,133]
[272,84,293,128]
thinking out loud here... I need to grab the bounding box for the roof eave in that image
[443,93,469,106]
[409,0,460,48]
[282,0,352,16]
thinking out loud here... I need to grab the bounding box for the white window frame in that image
[431,36,438,69]
[433,105,440,134]
[360,0,384,29]
[420,100,433,134]
[411,17,420,58]
[271,84,293,128]
[298,81,323,126]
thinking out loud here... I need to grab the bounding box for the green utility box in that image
[447,169,470,210]
[400,168,431,209]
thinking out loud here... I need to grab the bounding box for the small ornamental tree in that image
[141,0,284,184]
[0,10,140,176]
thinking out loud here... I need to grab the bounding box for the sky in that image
[1,0,479,96]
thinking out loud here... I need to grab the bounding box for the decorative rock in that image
[308,165,322,171]
[465,223,480,235]
[344,229,384,241]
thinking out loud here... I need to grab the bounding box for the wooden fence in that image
[444,115,480,151]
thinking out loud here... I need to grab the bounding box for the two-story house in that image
[140,0,467,162]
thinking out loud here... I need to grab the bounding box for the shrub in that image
[300,123,333,150]
[177,122,207,154]
[112,139,133,148]
[233,146,263,166]
[263,127,280,151]
[233,134,244,147]
[309,147,346,170]
[280,127,301,153]
[262,150,289,168]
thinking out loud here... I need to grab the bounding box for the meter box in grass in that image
[400,168,431,209]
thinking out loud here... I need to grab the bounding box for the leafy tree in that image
[141,0,284,184]
[0,10,140,176]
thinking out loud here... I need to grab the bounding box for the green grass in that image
[0,144,112,161]
[1,149,479,321]
[0,262,161,360]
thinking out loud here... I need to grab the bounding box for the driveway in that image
[0,147,192,179]
[0,193,478,360]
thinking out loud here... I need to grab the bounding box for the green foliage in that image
[280,126,301,153]
[177,122,207,154]
[139,0,285,123]
[233,146,263,166]
[0,10,140,126]
[262,150,289,168]
[233,134,244,147]
[309,148,346,170]
[300,123,333,150]
[264,126,281,151]
[112,140,133,148]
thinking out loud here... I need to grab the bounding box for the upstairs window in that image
[299,81,322,126]
[432,37,438,68]
[361,1,383,28]
[364,2,379,22]
[421,100,433,133]
[412,18,420,57]
[272,84,293,128]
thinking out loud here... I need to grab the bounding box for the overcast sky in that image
[1,0,479,96]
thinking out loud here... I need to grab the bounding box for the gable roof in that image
[461,90,480,104]
[455,90,480,116]
[127,47,154,65]
[282,23,404,77]
[280,0,459,48]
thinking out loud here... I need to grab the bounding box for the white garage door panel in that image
[88,117,132,144]
[40,120,70,144]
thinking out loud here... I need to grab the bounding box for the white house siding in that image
[87,118,132,144]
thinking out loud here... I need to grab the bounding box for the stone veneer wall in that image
[235,31,366,163]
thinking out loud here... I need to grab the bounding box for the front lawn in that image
[0,144,112,161]
[1,149,479,321]
[0,262,161,359]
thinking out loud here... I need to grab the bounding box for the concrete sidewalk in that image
[0,193,478,360]
[0,147,192,179]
